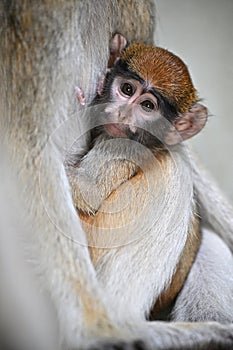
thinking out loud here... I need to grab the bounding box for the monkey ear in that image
[96,34,127,96]
[108,33,127,68]
[165,103,208,145]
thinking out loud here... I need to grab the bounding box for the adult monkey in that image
[0,1,233,350]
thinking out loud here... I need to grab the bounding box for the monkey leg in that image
[67,160,137,215]
[66,140,139,215]
[171,227,233,323]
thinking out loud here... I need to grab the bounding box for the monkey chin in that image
[104,123,128,138]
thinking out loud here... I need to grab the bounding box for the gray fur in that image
[172,228,233,323]
[0,1,233,349]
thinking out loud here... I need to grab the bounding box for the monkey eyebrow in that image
[147,87,169,106]
[141,81,160,96]
[142,87,154,95]
[146,87,161,99]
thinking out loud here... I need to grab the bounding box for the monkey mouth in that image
[104,123,128,138]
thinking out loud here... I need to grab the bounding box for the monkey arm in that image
[66,153,138,215]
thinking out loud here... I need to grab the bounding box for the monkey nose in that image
[119,112,127,122]
[119,114,136,133]
[129,124,137,133]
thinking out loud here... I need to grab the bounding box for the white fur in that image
[90,142,194,320]
[172,228,233,322]
[1,1,233,349]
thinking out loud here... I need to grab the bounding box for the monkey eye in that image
[120,82,135,97]
[141,100,155,112]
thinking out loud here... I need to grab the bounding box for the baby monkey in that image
[67,40,208,215]
[90,43,206,146]
[66,39,233,335]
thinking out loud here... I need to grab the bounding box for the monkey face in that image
[98,76,167,147]
[91,71,208,148]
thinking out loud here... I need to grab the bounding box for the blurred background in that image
[155,0,233,202]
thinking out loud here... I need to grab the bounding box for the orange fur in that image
[121,43,198,113]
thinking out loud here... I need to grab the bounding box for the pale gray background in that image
[154,0,233,202]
